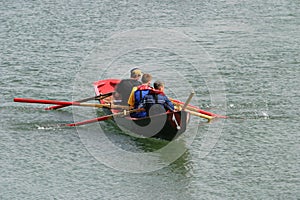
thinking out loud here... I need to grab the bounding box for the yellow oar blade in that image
[185,110,214,122]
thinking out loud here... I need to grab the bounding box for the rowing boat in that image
[14,79,225,140]
[93,79,190,141]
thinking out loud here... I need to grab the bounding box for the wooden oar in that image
[14,97,129,110]
[182,91,195,111]
[180,92,213,122]
[185,110,214,122]
[65,108,143,127]
[65,115,114,126]
[45,92,113,110]
[170,98,227,118]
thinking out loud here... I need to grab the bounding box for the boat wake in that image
[35,124,63,130]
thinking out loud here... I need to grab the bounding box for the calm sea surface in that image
[1,0,299,199]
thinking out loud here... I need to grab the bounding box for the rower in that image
[141,80,174,117]
[128,73,153,118]
[113,68,142,105]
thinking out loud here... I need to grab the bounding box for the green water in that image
[1,0,299,199]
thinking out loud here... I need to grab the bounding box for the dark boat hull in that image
[108,108,188,141]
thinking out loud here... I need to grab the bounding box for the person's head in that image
[141,73,152,85]
[130,68,142,79]
[153,80,165,91]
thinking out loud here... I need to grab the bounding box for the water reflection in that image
[97,115,194,174]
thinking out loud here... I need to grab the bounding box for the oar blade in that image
[64,108,143,127]
[170,98,227,119]
[14,98,74,106]
[65,115,112,127]
[186,110,214,122]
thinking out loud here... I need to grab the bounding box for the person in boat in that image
[113,68,142,105]
[128,73,153,118]
[140,80,174,117]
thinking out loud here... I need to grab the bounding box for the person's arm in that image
[127,86,138,108]
[164,96,175,111]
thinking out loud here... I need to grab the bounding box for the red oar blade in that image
[14,98,76,106]
[64,108,143,127]
[65,115,113,127]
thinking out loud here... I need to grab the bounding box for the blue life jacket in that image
[131,85,152,118]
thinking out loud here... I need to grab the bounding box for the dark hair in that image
[153,80,164,89]
[141,73,152,83]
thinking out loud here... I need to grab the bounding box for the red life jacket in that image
[148,89,165,96]
[137,84,152,90]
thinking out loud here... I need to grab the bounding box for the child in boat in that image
[113,68,142,105]
[140,80,174,117]
[128,73,153,118]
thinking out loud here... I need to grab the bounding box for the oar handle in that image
[182,91,195,111]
